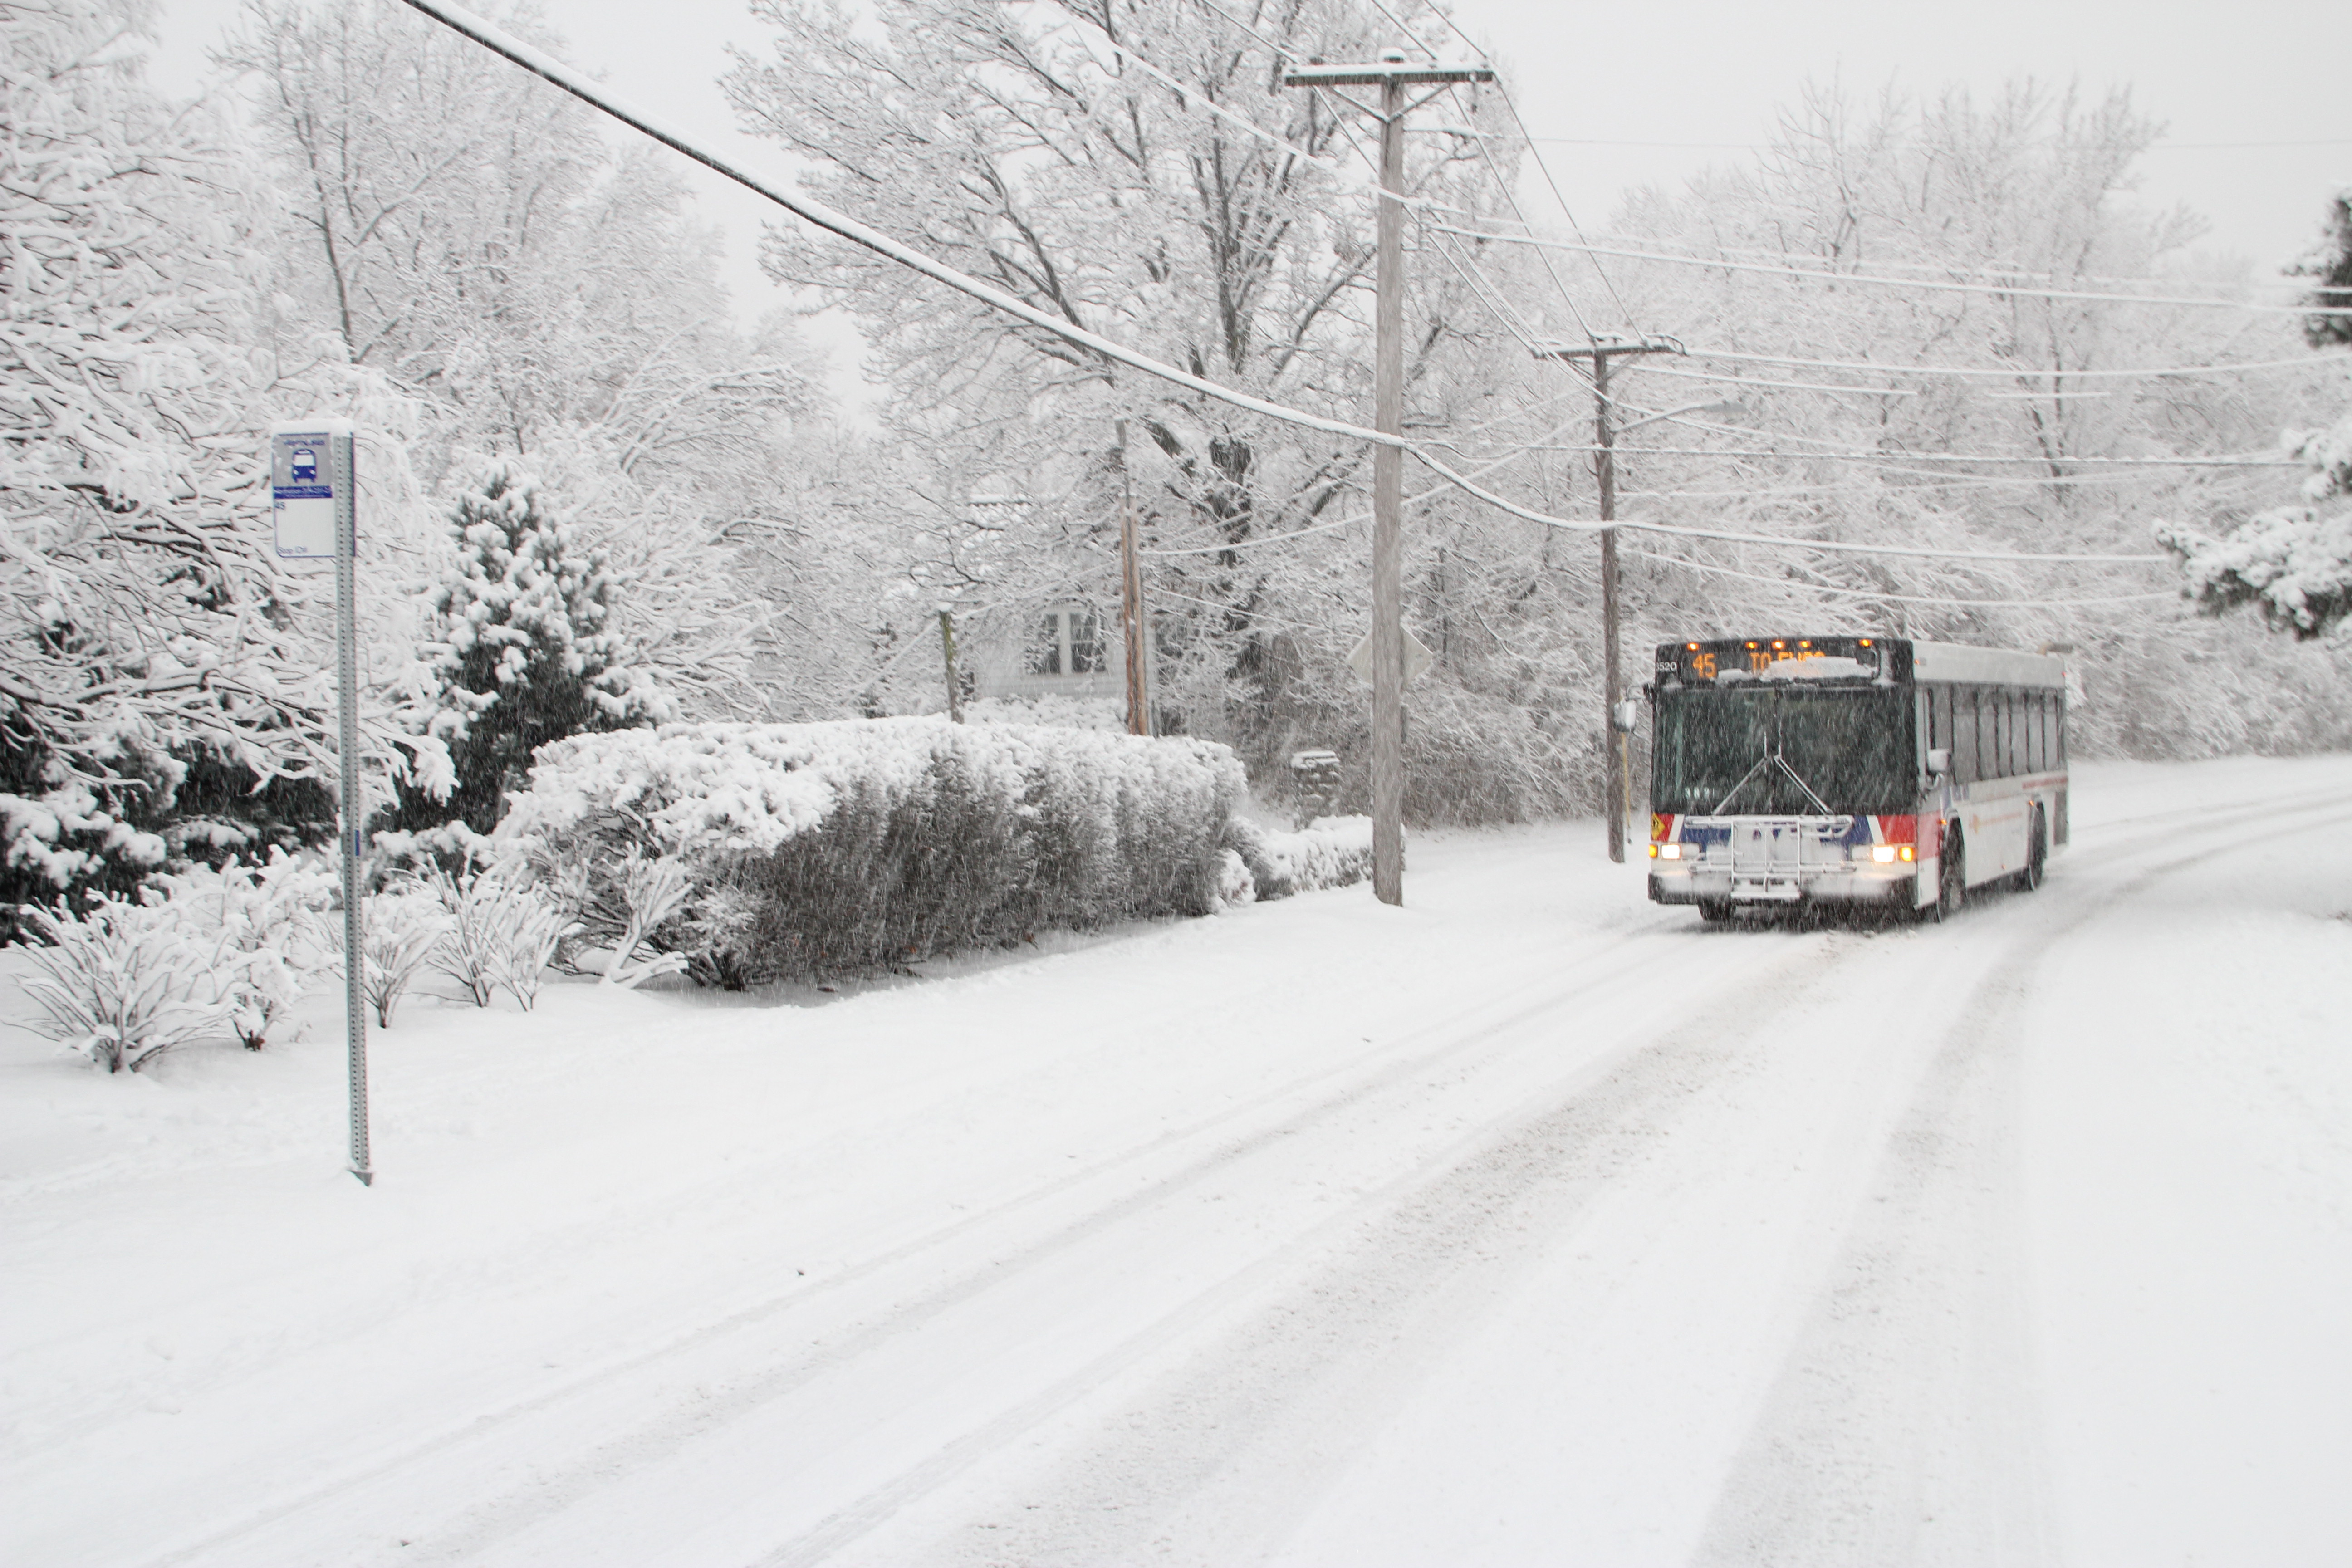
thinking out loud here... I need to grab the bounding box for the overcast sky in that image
[147,0,2349,408]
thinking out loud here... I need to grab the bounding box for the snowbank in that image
[1225,814,1378,901]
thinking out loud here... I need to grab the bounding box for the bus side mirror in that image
[1926,747,1951,777]
[1612,699,1641,734]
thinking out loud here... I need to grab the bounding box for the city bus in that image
[1644,636,2068,922]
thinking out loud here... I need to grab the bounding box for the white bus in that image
[1645,636,2068,922]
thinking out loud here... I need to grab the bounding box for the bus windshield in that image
[1653,686,1915,816]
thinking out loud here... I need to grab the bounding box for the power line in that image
[1620,525,2167,564]
[1623,361,1919,398]
[1458,134,2352,152]
[1681,346,2352,382]
[1431,225,2352,316]
[404,2,2206,585]
[1627,548,2181,609]
[1046,0,1465,216]
[1578,232,2328,294]
[1517,440,2297,468]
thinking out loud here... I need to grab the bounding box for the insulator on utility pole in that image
[1285,51,1494,907]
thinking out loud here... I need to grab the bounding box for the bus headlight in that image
[1652,843,1683,860]
[1862,844,1913,863]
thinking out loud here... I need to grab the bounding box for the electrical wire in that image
[1045,0,1465,216]
[1426,225,2352,316]
[1627,548,2181,608]
[406,1,2220,580]
[1619,361,1918,397]
[1680,346,2352,382]
[1634,410,2299,468]
[1576,231,2328,294]
[1415,1,1643,333]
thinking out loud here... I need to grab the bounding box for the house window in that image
[1031,608,1103,676]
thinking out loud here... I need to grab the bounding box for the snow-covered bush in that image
[364,880,451,1028]
[1212,848,1256,911]
[166,852,339,1049]
[499,716,1245,982]
[593,849,692,989]
[425,867,570,1009]
[1223,815,1377,902]
[961,695,1125,731]
[16,895,235,1073]
[2161,411,2352,642]
[490,892,567,1011]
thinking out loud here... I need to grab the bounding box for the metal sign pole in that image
[270,419,370,1185]
[332,431,371,1185]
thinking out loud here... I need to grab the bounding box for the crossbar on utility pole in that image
[1287,51,1493,907]
[1532,333,1681,865]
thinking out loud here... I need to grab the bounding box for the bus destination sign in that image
[1660,637,1886,686]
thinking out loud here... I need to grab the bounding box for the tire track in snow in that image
[1688,795,2352,1567]
[767,940,1875,1567]
[130,914,1703,1568]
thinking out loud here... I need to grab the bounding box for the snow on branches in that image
[0,0,404,910]
[383,464,666,834]
[2161,411,2352,641]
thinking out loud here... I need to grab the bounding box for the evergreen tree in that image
[2292,187,2352,348]
[383,465,664,834]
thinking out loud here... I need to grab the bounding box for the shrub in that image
[364,881,452,1028]
[500,717,1245,983]
[166,851,341,1049]
[1223,814,1377,902]
[16,895,235,1073]
[426,868,568,1009]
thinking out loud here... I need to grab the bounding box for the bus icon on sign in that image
[290,448,318,482]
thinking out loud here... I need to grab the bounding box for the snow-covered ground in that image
[5,755,2350,1567]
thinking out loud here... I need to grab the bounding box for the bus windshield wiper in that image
[1709,748,1833,816]
[1710,752,1774,816]
[1774,751,1833,815]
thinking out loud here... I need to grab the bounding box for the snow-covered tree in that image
[726,0,1573,804]
[0,0,360,921]
[382,465,665,833]
[2160,407,2352,640]
[2290,187,2352,349]
[1562,81,2352,758]
[222,0,831,720]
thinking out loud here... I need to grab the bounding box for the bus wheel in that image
[1697,898,1734,924]
[2020,808,2047,892]
[1936,829,1965,920]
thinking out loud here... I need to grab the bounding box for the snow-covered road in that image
[6,757,2350,1567]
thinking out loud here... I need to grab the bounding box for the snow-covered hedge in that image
[499,717,1247,983]
[1224,815,1377,902]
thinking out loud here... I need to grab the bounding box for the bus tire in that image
[1697,898,1735,924]
[1935,828,1965,921]
[2020,807,2047,892]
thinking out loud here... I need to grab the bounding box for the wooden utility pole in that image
[936,605,963,723]
[1116,419,1150,736]
[1286,51,1492,906]
[1532,333,1680,864]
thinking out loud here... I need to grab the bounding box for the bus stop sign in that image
[270,425,339,559]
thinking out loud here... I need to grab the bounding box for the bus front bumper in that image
[1648,862,1923,907]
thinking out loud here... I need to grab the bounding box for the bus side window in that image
[2054,695,2067,769]
[1992,690,2008,778]
[1979,687,2000,780]
[2007,690,2025,776]
[1954,688,1978,783]
[2026,693,2043,772]
[1930,686,1950,763]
